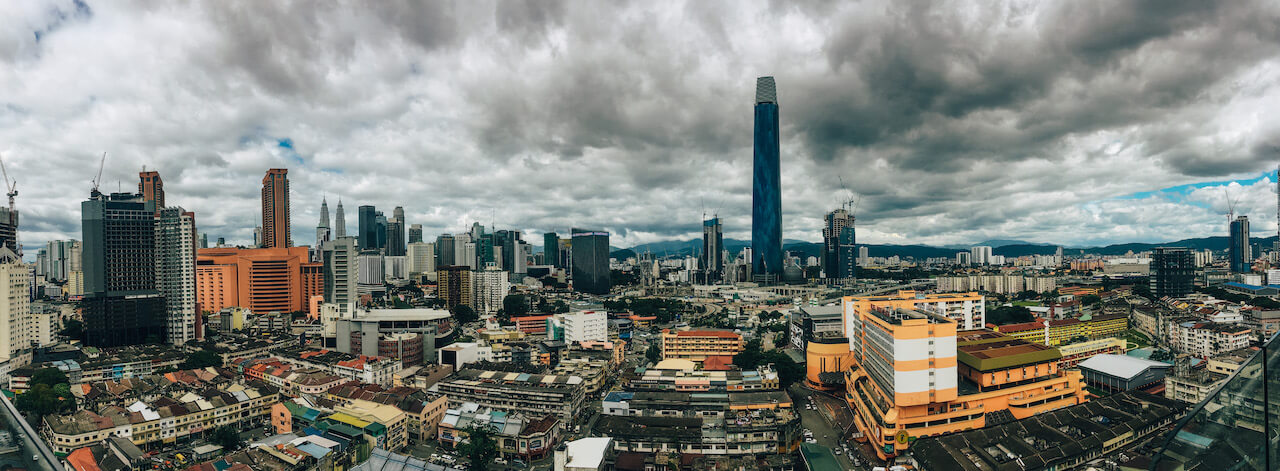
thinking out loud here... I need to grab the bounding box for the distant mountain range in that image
[605,235,1280,260]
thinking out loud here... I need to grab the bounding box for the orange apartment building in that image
[659,329,745,366]
[196,246,322,315]
[808,293,1088,460]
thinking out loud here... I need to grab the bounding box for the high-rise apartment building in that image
[261,168,291,248]
[316,197,331,247]
[138,170,164,208]
[408,224,423,244]
[751,76,783,279]
[322,237,359,314]
[571,229,610,295]
[1230,215,1251,273]
[437,266,471,311]
[701,218,723,282]
[543,232,560,268]
[36,239,80,282]
[471,266,509,316]
[81,191,167,347]
[155,207,197,345]
[334,198,346,238]
[562,310,607,343]
[0,248,30,361]
[1151,247,1194,298]
[970,246,993,266]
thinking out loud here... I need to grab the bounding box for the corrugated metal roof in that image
[1077,354,1170,380]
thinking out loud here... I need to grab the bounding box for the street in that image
[789,384,876,470]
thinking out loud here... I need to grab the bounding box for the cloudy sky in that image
[3,1,1280,254]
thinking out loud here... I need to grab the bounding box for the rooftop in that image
[956,330,1062,372]
[1077,354,1172,380]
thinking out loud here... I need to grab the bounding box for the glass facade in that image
[752,77,782,277]
[0,394,60,470]
[1230,216,1251,273]
[1152,332,1280,469]
[571,228,610,295]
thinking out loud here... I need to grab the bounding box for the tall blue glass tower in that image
[752,76,783,278]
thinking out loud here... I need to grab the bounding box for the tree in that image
[31,368,68,388]
[15,383,75,419]
[180,350,223,370]
[645,342,662,364]
[987,305,1034,326]
[502,294,530,318]
[59,319,84,342]
[457,425,499,471]
[210,426,244,451]
[451,305,479,324]
[1079,294,1102,306]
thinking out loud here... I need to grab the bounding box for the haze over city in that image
[3,1,1280,253]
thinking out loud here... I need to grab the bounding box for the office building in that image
[751,76,783,279]
[407,224,422,244]
[376,211,388,249]
[316,197,331,246]
[1230,215,1251,272]
[437,266,471,311]
[81,191,167,347]
[154,207,197,345]
[835,306,1086,459]
[199,233,207,249]
[0,248,30,361]
[543,232,560,268]
[386,206,406,256]
[559,310,607,343]
[322,237,359,314]
[436,234,456,267]
[822,208,854,281]
[357,252,385,292]
[570,228,610,295]
[406,242,436,277]
[195,246,322,314]
[36,239,80,283]
[471,266,509,316]
[1151,247,1194,297]
[0,206,17,255]
[358,205,378,250]
[261,168,291,248]
[701,217,723,282]
[138,170,164,208]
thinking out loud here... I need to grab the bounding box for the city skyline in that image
[3,1,1280,253]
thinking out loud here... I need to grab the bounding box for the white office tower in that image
[858,246,869,266]
[384,256,407,280]
[407,242,437,278]
[357,253,384,285]
[323,237,359,315]
[563,310,608,343]
[0,248,30,361]
[471,267,509,316]
[155,208,197,345]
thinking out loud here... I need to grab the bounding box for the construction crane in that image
[1224,188,1241,226]
[91,152,107,194]
[0,153,15,216]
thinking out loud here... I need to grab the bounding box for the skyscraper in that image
[155,207,197,345]
[543,232,560,268]
[0,205,16,256]
[437,234,456,267]
[334,198,346,238]
[701,218,723,282]
[571,228,610,295]
[358,205,378,249]
[1230,216,1251,273]
[822,208,855,281]
[408,224,423,244]
[81,190,167,347]
[261,168,291,248]
[139,170,164,208]
[322,236,359,314]
[376,211,388,250]
[386,206,406,256]
[752,76,783,279]
[0,248,29,361]
[316,197,331,246]
[1151,247,1194,298]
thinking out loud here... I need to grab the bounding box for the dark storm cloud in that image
[2,0,1280,252]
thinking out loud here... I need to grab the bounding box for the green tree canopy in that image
[59,319,84,342]
[502,294,530,318]
[458,425,499,471]
[452,305,479,324]
[987,305,1034,326]
[31,368,68,388]
[645,342,662,364]
[180,350,223,370]
[210,425,244,451]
